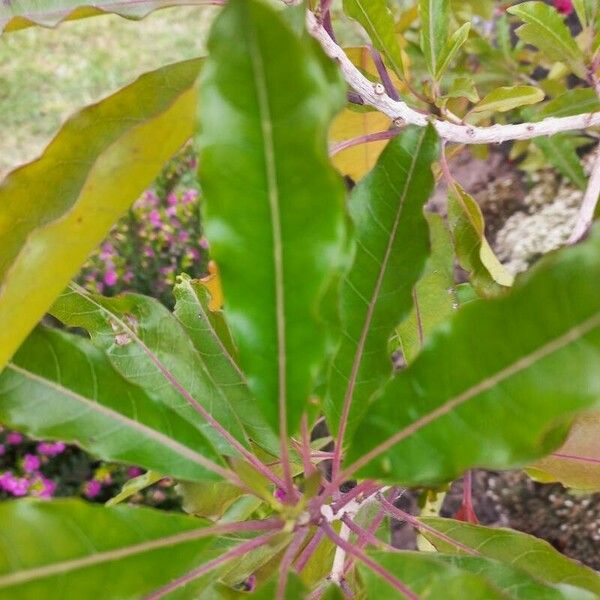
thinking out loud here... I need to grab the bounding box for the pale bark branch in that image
[306,12,600,145]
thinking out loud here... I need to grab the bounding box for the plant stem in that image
[321,522,420,599]
[568,142,600,243]
[144,531,279,600]
[276,528,308,600]
[68,283,286,491]
[306,12,600,144]
[329,129,402,157]
[378,494,479,556]
[369,46,400,101]
[295,527,325,573]
[551,452,600,465]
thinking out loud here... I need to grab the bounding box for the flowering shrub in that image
[0,426,178,507]
[78,146,208,306]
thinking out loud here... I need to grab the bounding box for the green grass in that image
[0,6,217,177]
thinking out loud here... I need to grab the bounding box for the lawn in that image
[0,6,217,177]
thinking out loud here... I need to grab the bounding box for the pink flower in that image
[149,209,162,228]
[22,454,41,473]
[123,270,135,284]
[104,270,118,287]
[37,442,66,457]
[166,206,177,217]
[188,248,201,261]
[84,480,102,499]
[6,432,23,445]
[100,243,115,261]
[554,0,573,14]
[151,490,166,503]
[167,192,178,207]
[274,487,287,502]
[0,472,29,496]
[30,475,57,499]
[178,231,190,244]
[143,246,155,258]
[199,238,210,250]
[0,444,5,456]
[127,467,143,479]
[182,189,198,204]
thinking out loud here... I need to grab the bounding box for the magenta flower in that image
[123,270,135,284]
[178,231,190,243]
[167,192,178,207]
[274,487,287,502]
[127,467,143,479]
[37,441,66,457]
[199,238,210,250]
[182,189,198,204]
[166,206,177,217]
[30,475,57,499]
[100,243,115,260]
[22,454,41,473]
[104,269,118,287]
[6,431,23,445]
[188,248,201,261]
[0,472,29,496]
[0,444,5,456]
[143,246,155,258]
[554,0,573,14]
[84,480,102,499]
[149,209,162,228]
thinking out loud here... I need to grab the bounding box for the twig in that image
[276,528,308,600]
[144,531,280,599]
[321,522,420,600]
[306,12,600,144]
[568,143,600,243]
[329,129,402,157]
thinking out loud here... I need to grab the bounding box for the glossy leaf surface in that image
[0,327,224,482]
[325,126,439,440]
[396,212,456,365]
[447,182,513,297]
[419,0,449,79]
[199,0,346,435]
[343,0,406,80]
[471,86,544,114]
[0,499,221,599]
[0,59,201,370]
[348,227,600,485]
[361,551,591,599]
[421,518,600,597]
[507,2,585,78]
[51,284,276,456]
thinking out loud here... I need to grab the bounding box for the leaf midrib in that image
[345,309,600,477]
[0,524,214,588]
[6,362,223,474]
[341,129,427,424]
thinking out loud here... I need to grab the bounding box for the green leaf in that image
[106,471,164,507]
[0,499,222,598]
[199,0,346,435]
[507,1,585,78]
[420,518,600,597]
[173,275,279,454]
[325,126,439,441]
[419,0,450,79]
[529,411,600,491]
[0,327,225,482]
[0,0,214,32]
[435,23,471,80]
[396,212,456,365]
[0,59,201,371]
[534,135,587,190]
[361,551,590,599]
[347,226,600,486]
[343,0,407,80]
[51,284,275,456]
[572,0,597,28]
[446,76,479,103]
[447,182,514,297]
[178,481,245,519]
[471,86,545,114]
[536,89,600,120]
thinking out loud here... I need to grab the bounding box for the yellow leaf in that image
[200,260,224,311]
